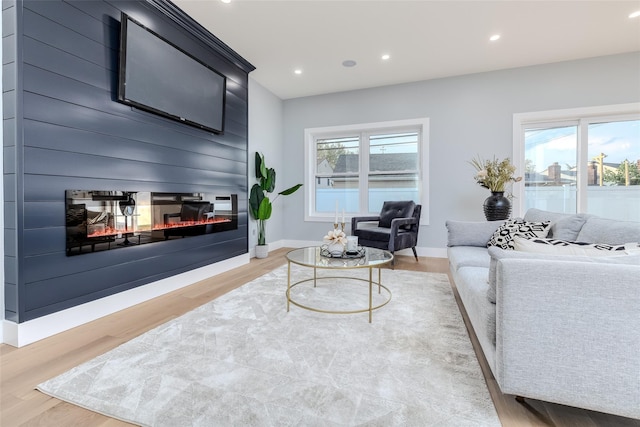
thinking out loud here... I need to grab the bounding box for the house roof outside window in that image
[333,153,418,173]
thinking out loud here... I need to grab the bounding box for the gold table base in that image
[286,264,392,323]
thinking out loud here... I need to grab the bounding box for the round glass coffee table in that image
[285,246,394,323]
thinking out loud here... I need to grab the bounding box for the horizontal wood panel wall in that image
[3,0,254,322]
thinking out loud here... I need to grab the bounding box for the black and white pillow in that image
[513,236,637,256]
[487,218,551,250]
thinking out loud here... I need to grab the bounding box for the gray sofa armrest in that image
[446,220,505,247]
[495,259,640,419]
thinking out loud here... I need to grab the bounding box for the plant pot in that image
[255,244,269,259]
[483,192,511,221]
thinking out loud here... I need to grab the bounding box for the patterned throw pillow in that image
[487,218,551,250]
[513,236,637,256]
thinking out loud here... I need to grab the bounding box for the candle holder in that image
[333,223,339,230]
[341,222,345,231]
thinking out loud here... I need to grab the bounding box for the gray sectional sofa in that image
[446,208,640,419]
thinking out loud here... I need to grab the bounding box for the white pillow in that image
[513,236,638,257]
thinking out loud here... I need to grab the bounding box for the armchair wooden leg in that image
[412,247,418,261]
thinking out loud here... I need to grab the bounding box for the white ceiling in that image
[174,0,640,100]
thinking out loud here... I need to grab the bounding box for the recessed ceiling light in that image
[381,54,390,60]
[342,60,357,68]
[630,10,640,18]
[294,69,302,75]
[220,0,231,3]
[489,34,501,42]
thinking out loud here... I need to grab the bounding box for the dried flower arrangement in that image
[469,156,522,193]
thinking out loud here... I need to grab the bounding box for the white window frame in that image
[512,102,640,217]
[304,118,429,225]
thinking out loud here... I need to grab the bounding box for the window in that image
[513,104,640,221]
[304,118,429,223]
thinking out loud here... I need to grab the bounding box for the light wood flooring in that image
[1,248,638,426]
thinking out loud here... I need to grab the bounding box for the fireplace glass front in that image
[65,190,238,255]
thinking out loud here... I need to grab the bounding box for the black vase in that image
[483,192,511,221]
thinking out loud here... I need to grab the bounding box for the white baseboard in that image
[2,253,250,348]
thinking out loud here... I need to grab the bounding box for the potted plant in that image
[249,152,302,258]
[469,155,522,221]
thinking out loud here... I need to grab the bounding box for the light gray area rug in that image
[38,265,500,426]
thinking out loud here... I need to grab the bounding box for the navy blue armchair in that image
[351,201,421,263]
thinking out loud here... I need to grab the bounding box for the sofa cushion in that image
[487,219,551,250]
[513,236,637,256]
[576,217,640,245]
[523,208,573,223]
[445,220,505,247]
[549,214,590,240]
[454,266,497,349]
[487,246,640,303]
[523,208,591,240]
[355,226,391,243]
[378,201,415,228]
[447,246,491,271]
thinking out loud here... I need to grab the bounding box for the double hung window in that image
[513,104,640,221]
[304,119,429,223]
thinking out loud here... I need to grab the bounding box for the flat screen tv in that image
[117,13,226,134]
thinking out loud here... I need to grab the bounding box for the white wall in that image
[281,52,640,250]
[247,78,287,251]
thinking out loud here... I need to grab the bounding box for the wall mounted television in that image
[117,12,226,134]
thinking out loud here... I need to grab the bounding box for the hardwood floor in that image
[1,249,637,426]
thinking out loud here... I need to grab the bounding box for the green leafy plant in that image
[603,160,640,186]
[469,155,522,192]
[249,152,302,246]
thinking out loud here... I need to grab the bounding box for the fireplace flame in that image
[152,217,231,230]
[86,218,231,238]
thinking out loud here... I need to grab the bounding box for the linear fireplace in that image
[65,190,238,255]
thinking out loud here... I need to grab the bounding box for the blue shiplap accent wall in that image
[3,0,254,322]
